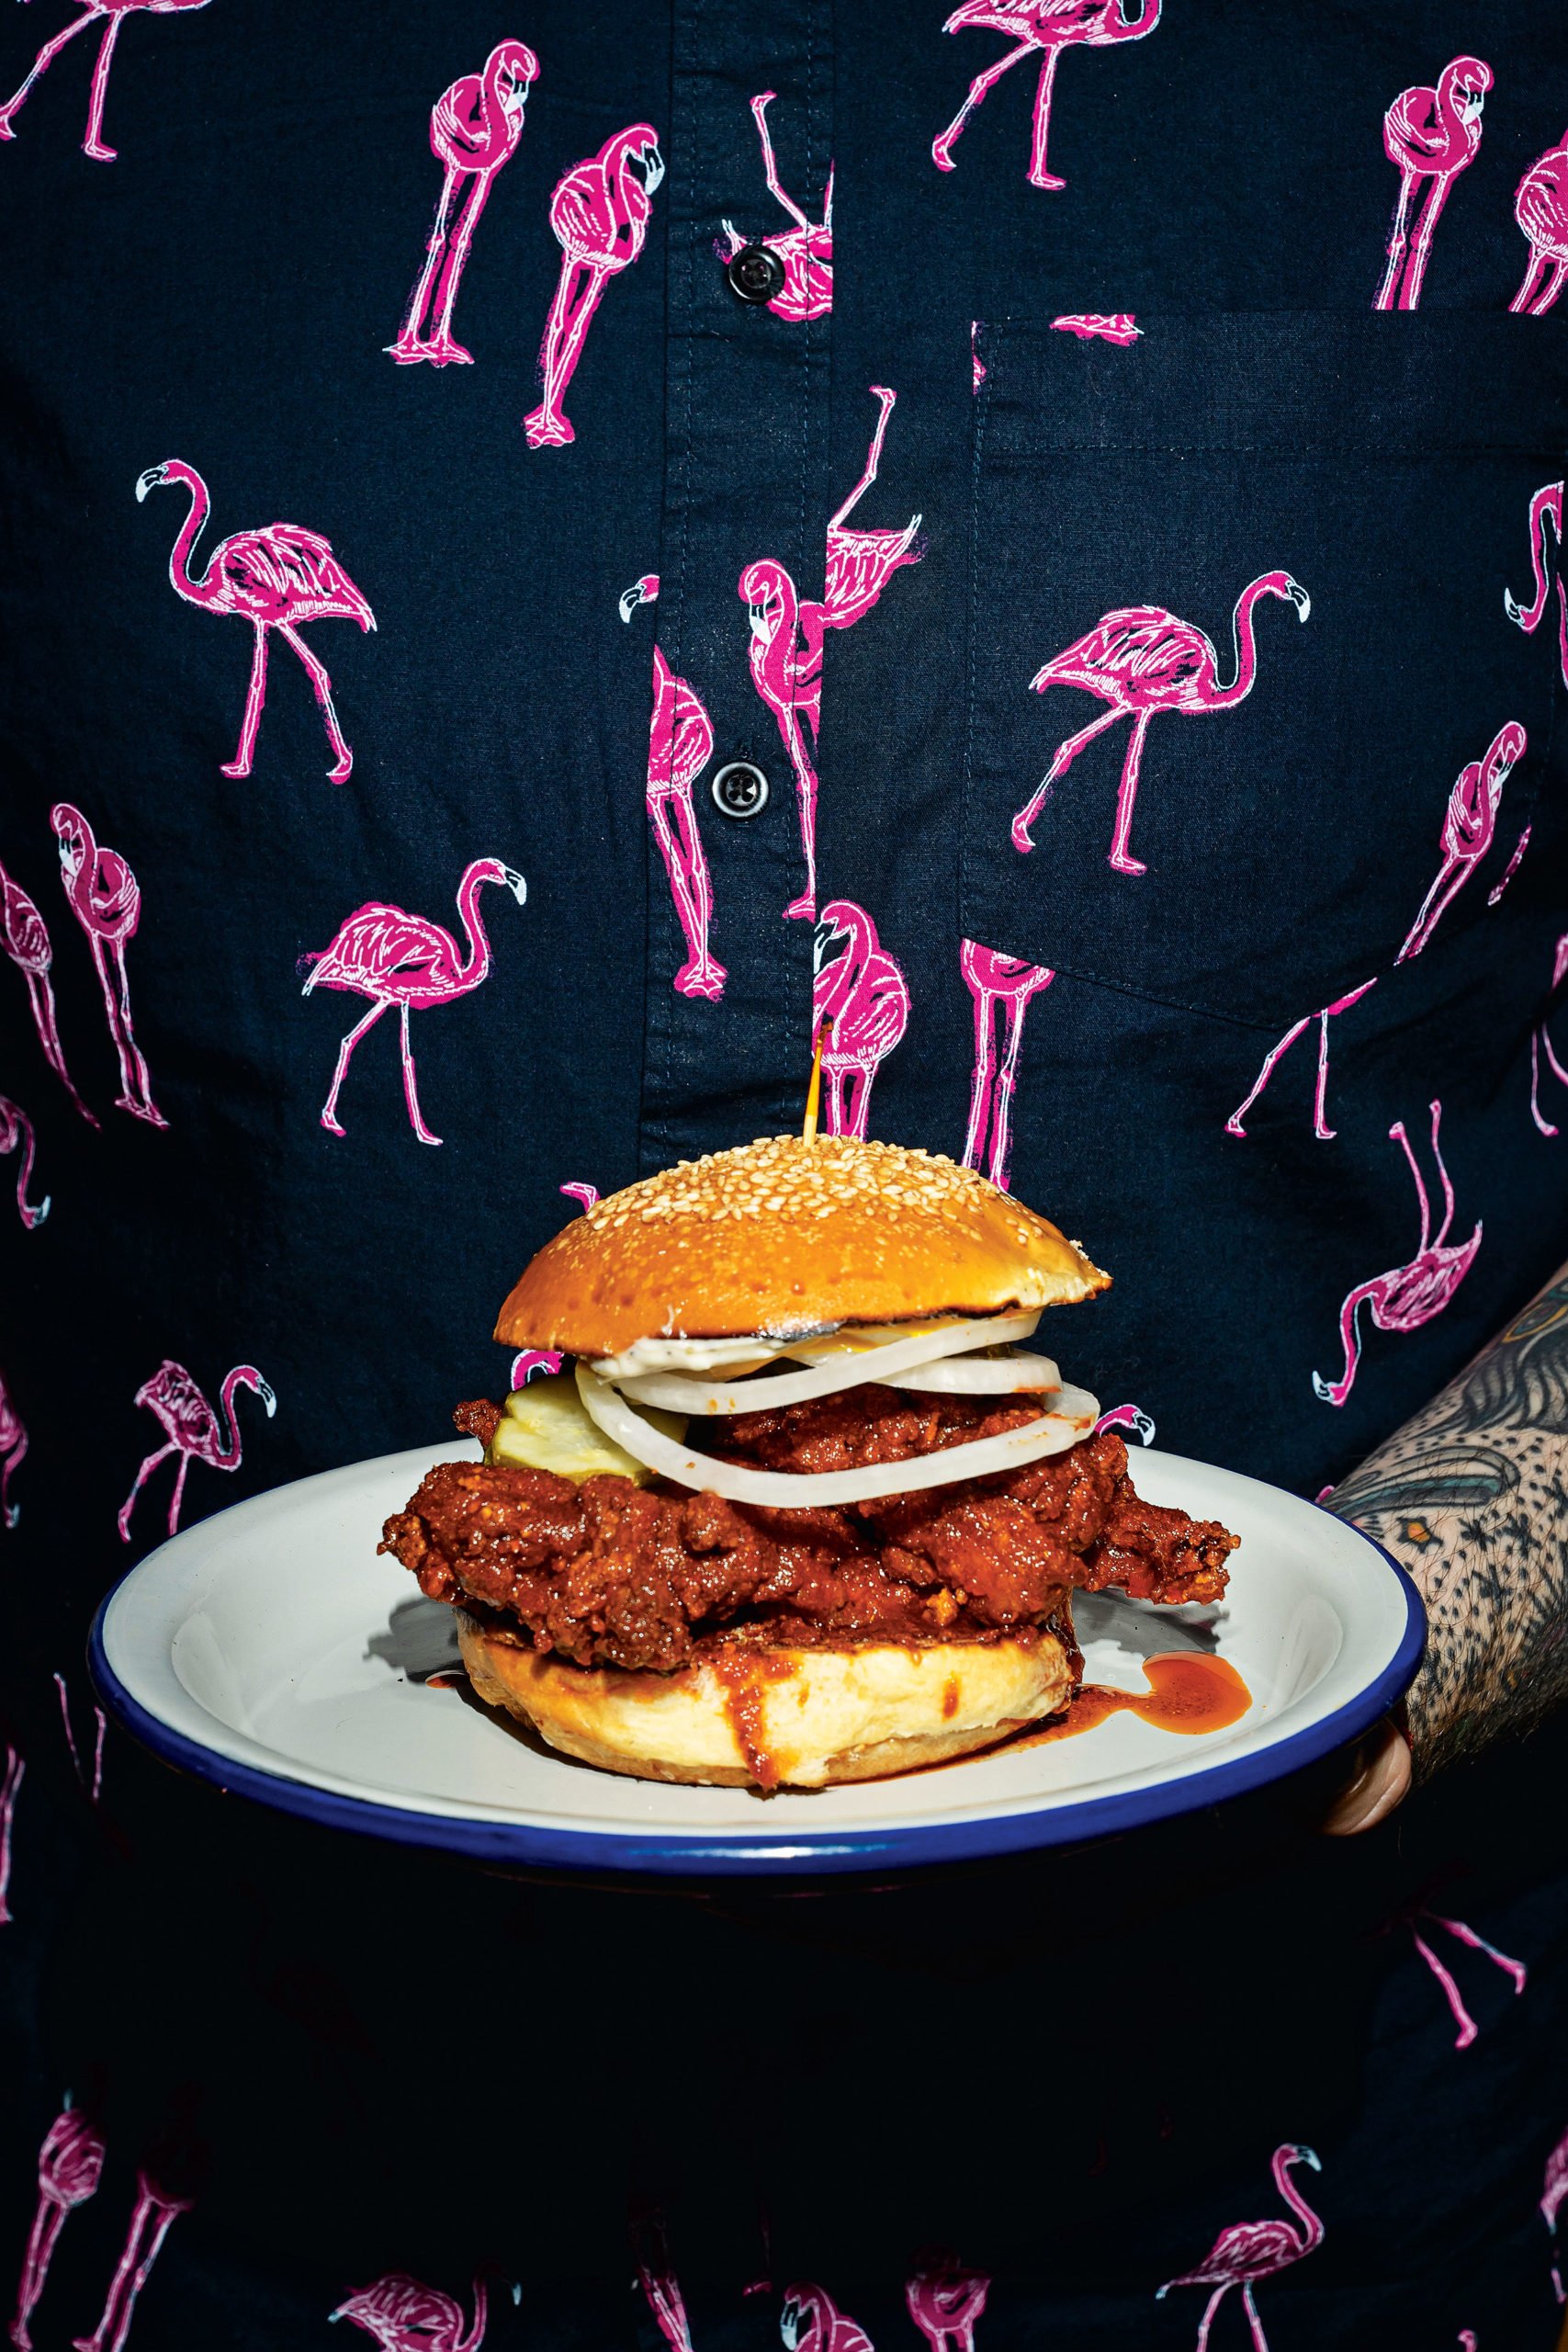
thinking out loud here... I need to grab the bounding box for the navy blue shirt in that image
[2,4,1568,2345]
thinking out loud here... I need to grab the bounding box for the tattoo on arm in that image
[1329,1261,1568,1777]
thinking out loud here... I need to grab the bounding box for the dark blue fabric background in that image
[2,1,1567,2343]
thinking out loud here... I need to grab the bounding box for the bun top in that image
[493,1135,1110,1357]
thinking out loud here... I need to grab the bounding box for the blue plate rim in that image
[88,1502,1426,1879]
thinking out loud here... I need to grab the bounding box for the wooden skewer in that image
[802,1017,832,1143]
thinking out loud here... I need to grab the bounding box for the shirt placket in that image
[638,0,834,1172]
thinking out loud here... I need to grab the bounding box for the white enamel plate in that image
[92,1441,1424,1877]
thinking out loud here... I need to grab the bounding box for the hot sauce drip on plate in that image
[1016,1650,1251,1747]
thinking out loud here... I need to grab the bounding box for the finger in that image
[1321,1718,1412,1837]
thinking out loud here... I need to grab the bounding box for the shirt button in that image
[726,244,786,305]
[711,761,770,819]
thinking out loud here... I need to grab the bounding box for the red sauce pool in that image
[1012,1650,1251,1747]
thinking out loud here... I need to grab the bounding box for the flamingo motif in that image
[508,1187,595,1387]
[1511,130,1568,316]
[780,2282,874,2352]
[646,642,725,1001]
[0,0,209,161]
[1225,981,1381,1141]
[719,93,832,321]
[619,571,660,623]
[1541,2125,1568,2302]
[637,2258,694,2352]
[51,805,164,1128]
[741,384,924,920]
[70,2170,192,2352]
[1407,1908,1526,2051]
[1051,311,1141,343]
[1095,1402,1155,1443]
[1373,57,1492,311]
[1505,481,1568,691]
[932,0,1160,190]
[388,40,538,366]
[0,855,96,1125]
[1396,722,1525,963]
[812,899,909,1138]
[117,1360,276,1543]
[1156,2143,1324,2351]
[905,2250,990,2352]
[53,1674,106,1804]
[1488,824,1530,907]
[0,1096,49,1228]
[1313,1102,1481,1408]
[301,858,526,1146]
[524,124,663,449]
[1010,571,1312,870]
[959,938,1052,1188]
[1529,933,1568,1140]
[9,2104,107,2352]
[0,1747,22,1920]
[331,2272,496,2351]
[135,458,377,783]
[0,1367,27,1530]
[972,320,986,392]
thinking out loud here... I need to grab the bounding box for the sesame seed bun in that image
[457,1614,1073,1790]
[493,1136,1109,1360]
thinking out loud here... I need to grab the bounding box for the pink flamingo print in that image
[1396,721,1526,964]
[388,40,538,366]
[1373,57,1492,311]
[0,855,96,1125]
[1529,933,1568,1139]
[1011,571,1312,870]
[741,384,924,920]
[638,2259,694,2352]
[1506,481,1568,690]
[508,1185,596,1384]
[1511,130,1568,316]
[53,1673,106,1803]
[301,857,526,1146]
[331,2272,501,2351]
[780,2283,874,2352]
[647,645,726,1001]
[959,938,1052,1189]
[620,571,660,622]
[719,93,832,320]
[0,1367,27,1530]
[812,899,909,1138]
[51,805,164,1129]
[1156,2143,1324,2351]
[932,0,1161,190]
[0,1096,49,1228]
[117,1360,276,1543]
[0,0,209,161]
[1488,824,1530,907]
[1313,1102,1481,1408]
[1408,1909,1526,2051]
[906,2251,990,2352]
[1096,1402,1155,1443]
[136,459,377,784]
[1541,2126,1568,2301]
[1051,311,1141,343]
[972,320,986,392]
[71,2169,192,2352]
[10,2104,107,2351]
[525,124,663,449]
[0,1747,22,1920]
[1226,980,1378,1142]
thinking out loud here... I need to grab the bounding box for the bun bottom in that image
[457,1614,1073,1790]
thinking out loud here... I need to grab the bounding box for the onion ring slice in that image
[610,1311,1043,1417]
[575,1363,1100,1508]
[895,1349,1062,1395]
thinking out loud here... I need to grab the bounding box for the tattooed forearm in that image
[1329,1261,1568,1777]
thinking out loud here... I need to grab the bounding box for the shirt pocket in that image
[959,313,1568,1028]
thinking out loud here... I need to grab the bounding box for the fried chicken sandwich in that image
[380,1136,1238,1790]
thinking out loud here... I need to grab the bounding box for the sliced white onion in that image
[611,1311,1042,1417]
[575,1363,1100,1509]
[590,1329,834,1379]
[896,1349,1062,1395]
